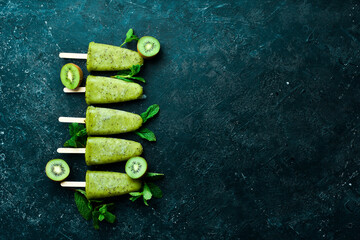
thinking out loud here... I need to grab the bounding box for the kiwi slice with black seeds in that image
[45,159,70,181]
[137,36,160,59]
[60,63,83,89]
[125,157,148,179]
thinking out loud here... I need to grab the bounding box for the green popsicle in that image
[85,137,143,165]
[85,76,143,105]
[86,42,144,72]
[85,171,142,199]
[85,106,143,135]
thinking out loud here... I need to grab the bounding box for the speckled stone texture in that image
[0,0,360,239]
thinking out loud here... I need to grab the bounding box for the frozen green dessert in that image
[85,137,143,165]
[85,171,142,199]
[85,76,143,105]
[86,42,144,72]
[85,106,143,135]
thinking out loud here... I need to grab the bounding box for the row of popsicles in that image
[58,42,156,199]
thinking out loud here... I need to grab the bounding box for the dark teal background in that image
[1,0,360,239]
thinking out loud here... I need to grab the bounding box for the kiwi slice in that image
[60,63,83,89]
[125,157,148,179]
[137,36,160,59]
[45,159,70,181]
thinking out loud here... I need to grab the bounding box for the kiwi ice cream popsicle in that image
[86,171,142,199]
[87,42,144,72]
[85,137,143,165]
[86,106,143,135]
[85,76,143,105]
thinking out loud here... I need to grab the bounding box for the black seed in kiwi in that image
[125,157,148,179]
[60,63,83,89]
[45,159,70,181]
[137,36,160,59]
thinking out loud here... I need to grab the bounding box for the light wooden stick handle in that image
[58,117,86,123]
[63,87,86,93]
[57,148,86,154]
[61,181,86,187]
[59,53,87,59]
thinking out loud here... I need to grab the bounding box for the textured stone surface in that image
[1,0,360,239]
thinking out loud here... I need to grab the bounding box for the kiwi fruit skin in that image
[137,36,160,59]
[45,159,70,182]
[60,63,83,89]
[125,157,148,179]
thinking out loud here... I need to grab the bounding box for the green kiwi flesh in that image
[60,63,83,89]
[45,159,70,181]
[125,157,148,179]
[137,36,160,59]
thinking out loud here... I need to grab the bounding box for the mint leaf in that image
[143,198,149,206]
[74,192,92,220]
[134,128,156,142]
[130,196,141,202]
[92,211,100,230]
[145,172,165,180]
[129,65,141,76]
[140,104,160,123]
[98,214,105,221]
[75,189,87,196]
[129,192,143,197]
[64,136,77,147]
[147,183,163,199]
[143,183,152,201]
[104,212,116,223]
[99,205,107,214]
[129,76,145,83]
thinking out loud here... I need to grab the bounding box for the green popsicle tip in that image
[125,157,148,179]
[45,159,70,181]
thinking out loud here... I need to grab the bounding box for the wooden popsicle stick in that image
[61,181,86,187]
[58,117,86,123]
[63,87,86,93]
[57,148,86,154]
[59,53,87,59]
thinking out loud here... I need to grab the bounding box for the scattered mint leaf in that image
[140,104,160,123]
[130,196,141,202]
[98,214,105,221]
[104,211,116,223]
[134,128,156,142]
[112,65,145,83]
[99,205,107,214]
[92,211,100,230]
[143,183,152,201]
[113,76,134,83]
[74,191,92,220]
[64,123,87,148]
[147,183,163,199]
[143,198,149,206]
[145,172,165,180]
[129,192,143,197]
[120,28,139,47]
[129,76,145,83]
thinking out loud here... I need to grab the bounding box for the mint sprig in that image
[112,65,145,83]
[64,123,87,148]
[120,28,139,47]
[134,104,160,142]
[129,173,164,206]
[74,190,116,230]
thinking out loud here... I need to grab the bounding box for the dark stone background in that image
[0,0,360,239]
